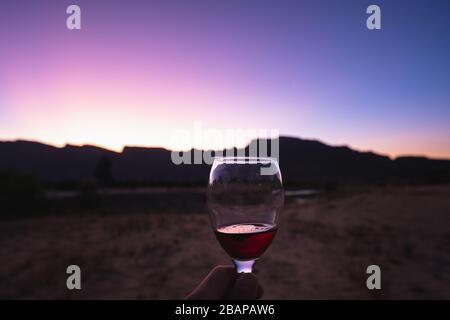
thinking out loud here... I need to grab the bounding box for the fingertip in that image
[212,265,236,273]
[211,265,239,281]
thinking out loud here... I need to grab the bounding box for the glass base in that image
[233,259,255,273]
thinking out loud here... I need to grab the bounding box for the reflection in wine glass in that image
[207,157,284,273]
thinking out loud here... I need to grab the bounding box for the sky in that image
[0,0,449,158]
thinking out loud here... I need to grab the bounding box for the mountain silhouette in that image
[0,137,449,187]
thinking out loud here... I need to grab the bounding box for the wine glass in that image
[207,157,284,273]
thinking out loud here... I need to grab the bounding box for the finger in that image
[256,282,264,299]
[185,265,237,300]
[227,273,263,300]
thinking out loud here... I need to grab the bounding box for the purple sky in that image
[1,0,449,158]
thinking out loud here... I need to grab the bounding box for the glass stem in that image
[233,259,255,273]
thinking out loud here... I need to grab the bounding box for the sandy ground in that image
[0,185,449,299]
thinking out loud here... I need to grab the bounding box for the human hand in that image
[185,265,264,300]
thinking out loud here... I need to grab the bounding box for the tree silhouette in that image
[93,156,113,186]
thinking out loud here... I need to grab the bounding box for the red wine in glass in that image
[214,223,278,261]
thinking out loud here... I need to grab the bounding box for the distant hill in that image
[0,137,449,187]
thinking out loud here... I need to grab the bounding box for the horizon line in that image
[1,136,449,161]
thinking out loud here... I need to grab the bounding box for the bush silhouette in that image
[0,171,44,214]
[77,179,101,209]
[93,156,114,186]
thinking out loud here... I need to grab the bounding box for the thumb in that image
[227,273,264,300]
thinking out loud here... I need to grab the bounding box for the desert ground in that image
[0,185,449,299]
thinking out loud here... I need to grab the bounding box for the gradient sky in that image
[1,0,449,158]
